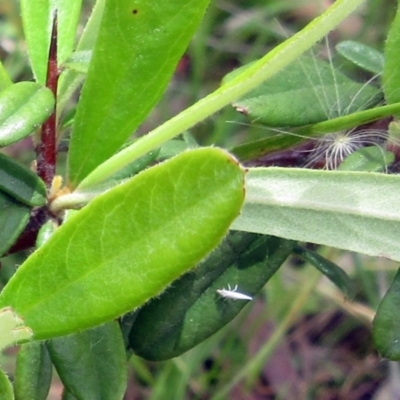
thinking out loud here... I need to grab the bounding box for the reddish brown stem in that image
[6,207,48,255]
[36,12,58,188]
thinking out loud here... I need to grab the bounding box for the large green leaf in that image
[231,168,400,262]
[0,148,244,339]
[0,82,54,147]
[68,0,210,187]
[373,268,400,360]
[224,56,380,127]
[383,3,400,106]
[0,153,46,207]
[20,0,83,83]
[14,343,52,400]
[47,322,126,400]
[129,232,295,361]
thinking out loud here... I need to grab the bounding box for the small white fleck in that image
[217,284,253,301]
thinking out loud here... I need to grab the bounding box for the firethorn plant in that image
[1,0,400,398]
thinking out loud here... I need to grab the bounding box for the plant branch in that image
[36,12,58,188]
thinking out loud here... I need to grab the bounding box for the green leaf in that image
[0,62,12,91]
[0,192,31,258]
[62,50,92,74]
[47,322,127,400]
[57,0,106,116]
[0,153,46,207]
[231,167,400,262]
[225,56,381,127]
[68,0,211,187]
[0,148,244,339]
[129,232,294,361]
[104,148,159,185]
[373,268,400,360]
[293,245,354,298]
[338,146,394,172]
[62,390,78,400]
[336,40,384,75]
[14,343,52,400]
[230,130,305,162]
[383,3,400,105]
[0,82,54,147]
[20,0,83,83]
[0,368,13,400]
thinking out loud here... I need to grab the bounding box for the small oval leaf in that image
[47,322,127,400]
[15,342,52,400]
[0,82,54,147]
[336,40,384,75]
[373,268,400,360]
[0,153,46,207]
[0,148,245,339]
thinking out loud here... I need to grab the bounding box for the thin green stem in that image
[76,0,366,190]
[306,102,400,135]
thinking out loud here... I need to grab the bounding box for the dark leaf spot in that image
[132,9,138,14]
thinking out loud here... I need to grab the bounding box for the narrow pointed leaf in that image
[231,168,400,262]
[0,153,46,207]
[68,0,211,186]
[129,232,294,361]
[15,343,52,400]
[47,323,126,400]
[293,245,354,298]
[20,0,83,83]
[373,268,400,360]
[0,82,54,147]
[0,148,244,339]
